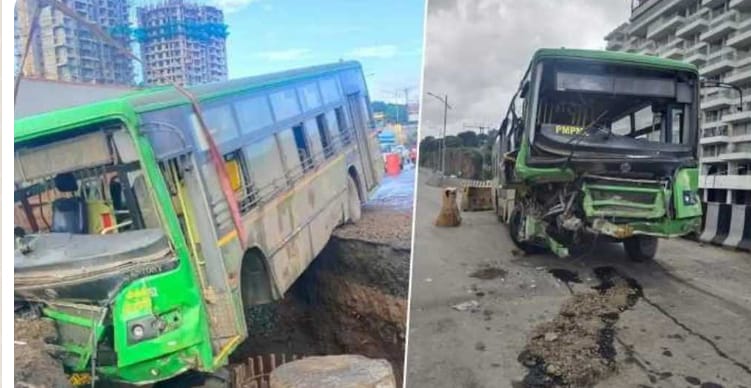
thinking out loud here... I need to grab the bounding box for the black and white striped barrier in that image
[699,203,751,252]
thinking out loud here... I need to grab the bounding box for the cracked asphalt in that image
[405,168,751,388]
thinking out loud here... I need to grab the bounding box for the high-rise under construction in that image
[136,0,229,86]
[14,0,134,85]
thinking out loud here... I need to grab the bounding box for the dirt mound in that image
[15,316,71,388]
[518,272,642,387]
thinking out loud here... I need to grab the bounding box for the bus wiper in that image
[564,110,609,167]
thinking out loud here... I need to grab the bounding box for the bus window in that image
[234,95,274,136]
[335,107,351,145]
[223,150,254,212]
[243,137,286,202]
[305,119,324,164]
[270,89,301,121]
[316,113,334,157]
[293,124,313,171]
[191,104,239,150]
[299,83,322,110]
[276,128,303,180]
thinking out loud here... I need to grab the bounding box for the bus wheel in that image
[347,175,362,223]
[623,235,658,262]
[508,207,544,254]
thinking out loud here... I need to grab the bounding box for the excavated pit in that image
[233,203,412,384]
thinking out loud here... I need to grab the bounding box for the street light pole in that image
[426,92,452,176]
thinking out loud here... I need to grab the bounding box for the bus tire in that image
[347,174,362,223]
[623,235,658,262]
[508,206,545,254]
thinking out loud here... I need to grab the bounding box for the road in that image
[405,169,751,388]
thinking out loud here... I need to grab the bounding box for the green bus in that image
[493,49,703,260]
[14,61,383,386]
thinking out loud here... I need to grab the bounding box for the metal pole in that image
[441,95,448,176]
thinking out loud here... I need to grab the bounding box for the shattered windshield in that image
[534,60,697,148]
[14,124,163,262]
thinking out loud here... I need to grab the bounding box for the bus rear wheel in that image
[623,235,658,262]
[347,175,362,223]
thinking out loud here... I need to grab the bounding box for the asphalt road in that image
[405,169,751,388]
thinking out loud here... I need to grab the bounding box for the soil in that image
[334,208,412,250]
[518,270,642,387]
[15,315,72,388]
[233,204,411,385]
[469,266,508,280]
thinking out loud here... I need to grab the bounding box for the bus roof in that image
[531,48,698,74]
[15,60,363,143]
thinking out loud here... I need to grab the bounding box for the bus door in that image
[347,93,377,190]
[151,143,246,355]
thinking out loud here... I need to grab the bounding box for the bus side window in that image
[243,137,287,203]
[292,124,313,172]
[223,150,254,213]
[334,107,351,145]
[316,113,334,157]
[304,118,325,165]
[276,128,304,180]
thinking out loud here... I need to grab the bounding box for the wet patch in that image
[469,266,507,280]
[517,266,643,387]
[548,268,582,284]
[686,376,701,385]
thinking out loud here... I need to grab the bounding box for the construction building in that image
[136,0,229,86]
[605,0,751,206]
[14,0,134,85]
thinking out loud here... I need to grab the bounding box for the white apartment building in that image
[605,0,751,205]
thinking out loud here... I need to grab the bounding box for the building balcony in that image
[730,0,751,10]
[731,133,751,142]
[725,63,751,85]
[647,14,685,39]
[607,39,625,50]
[701,90,737,109]
[720,151,751,160]
[700,51,736,76]
[700,135,731,144]
[727,19,751,48]
[701,11,740,42]
[676,9,710,38]
[658,39,685,59]
[723,109,751,123]
[699,174,751,190]
[703,0,730,8]
[684,42,709,64]
[701,155,726,163]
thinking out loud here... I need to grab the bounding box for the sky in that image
[203,0,426,104]
[420,0,632,137]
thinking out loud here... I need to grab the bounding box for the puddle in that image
[469,266,507,280]
[516,266,643,387]
[548,269,581,284]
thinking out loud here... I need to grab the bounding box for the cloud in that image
[420,0,631,136]
[349,45,400,59]
[256,48,312,62]
[206,0,262,13]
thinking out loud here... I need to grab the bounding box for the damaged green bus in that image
[14,61,383,386]
[493,49,703,261]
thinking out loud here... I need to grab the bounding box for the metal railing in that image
[215,127,360,220]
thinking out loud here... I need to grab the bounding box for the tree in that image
[419,136,438,152]
[457,130,479,147]
[444,135,462,148]
[371,101,408,124]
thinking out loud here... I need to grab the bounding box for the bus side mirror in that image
[519,81,530,99]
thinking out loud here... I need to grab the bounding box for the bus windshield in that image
[533,60,698,156]
[14,123,170,276]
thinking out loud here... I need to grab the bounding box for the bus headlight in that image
[126,315,159,344]
[131,324,145,339]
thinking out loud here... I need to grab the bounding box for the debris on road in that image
[269,355,396,388]
[518,269,643,387]
[452,300,480,312]
[15,316,71,388]
[469,266,507,280]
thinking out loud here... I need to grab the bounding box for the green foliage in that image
[371,101,409,124]
[457,131,479,147]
